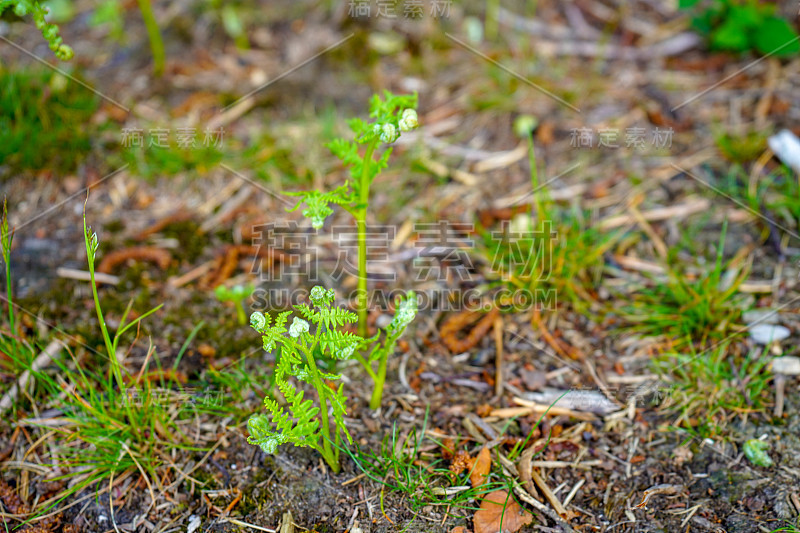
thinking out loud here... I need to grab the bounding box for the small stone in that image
[748,323,790,345]
[187,515,201,533]
[742,309,780,325]
[520,369,546,391]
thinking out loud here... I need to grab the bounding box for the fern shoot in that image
[287,92,419,409]
[248,286,361,473]
[288,91,418,339]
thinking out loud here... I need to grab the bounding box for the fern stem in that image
[369,352,388,410]
[352,351,377,381]
[356,139,378,338]
[301,345,339,473]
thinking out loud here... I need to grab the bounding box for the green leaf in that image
[754,16,800,57]
[728,3,762,28]
[710,16,750,52]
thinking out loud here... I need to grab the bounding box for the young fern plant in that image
[289,91,419,338]
[288,92,420,409]
[247,286,362,473]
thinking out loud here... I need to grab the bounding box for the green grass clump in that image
[0,203,212,509]
[481,207,617,313]
[654,343,772,438]
[0,200,38,384]
[121,137,225,179]
[718,164,800,236]
[715,129,769,164]
[346,417,507,515]
[478,130,618,313]
[622,225,750,348]
[0,68,97,177]
[771,521,800,533]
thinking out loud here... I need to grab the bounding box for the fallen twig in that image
[440,307,500,353]
[56,268,120,285]
[97,246,171,274]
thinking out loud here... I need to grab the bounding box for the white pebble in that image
[749,324,790,345]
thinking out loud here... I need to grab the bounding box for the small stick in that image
[627,204,668,259]
[774,374,785,418]
[97,246,171,273]
[341,473,366,487]
[279,510,294,533]
[518,446,540,502]
[132,210,193,241]
[634,484,681,509]
[493,316,504,397]
[530,468,567,517]
[224,517,276,532]
[562,479,585,508]
[222,488,243,516]
[200,185,254,233]
[56,268,119,286]
[598,198,710,230]
[167,260,216,288]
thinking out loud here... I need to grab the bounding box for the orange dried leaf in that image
[470,446,492,488]
[473,490,533,533]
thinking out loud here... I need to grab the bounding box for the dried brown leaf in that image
[470,446,492,488]
[473,490,533,533]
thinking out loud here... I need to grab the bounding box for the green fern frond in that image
[274,310,291,329]
[321,306,358,328]
[294,303,321,324]
[327,384,352,444]
[320,329,360,359]
[247,286,363,472]
[286,185,353,229]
